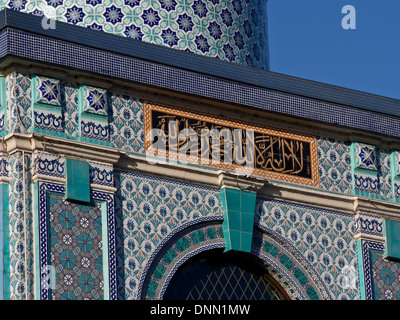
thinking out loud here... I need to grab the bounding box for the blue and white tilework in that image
[255,197,360,300]
[34,75,61,107]
[317,137,352,194]
[114,169,223,300]
[80,118,110,143]
[81,85,108,116]
[33,109,64,133]
[377,149,392,200]
[2,0,269,69]
[109,94,144,153]
[33,151,65,179]
[6,72,32,134]
[354,213,383,239]
[8,151,34,300]
[89,161,114,188]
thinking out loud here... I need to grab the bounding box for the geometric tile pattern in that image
[377,149,393,200]
[2,0,269,69]
[370,249,400,300]
[255,197,360,300]
[114,169,223,300]
[354,143,377,171]
[34,75,61,106]
[37,181,118,300]
[81,85,108,116]
[318,137,352,194]
[47,193,104,300]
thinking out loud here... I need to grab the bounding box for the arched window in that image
[164,249,290,300]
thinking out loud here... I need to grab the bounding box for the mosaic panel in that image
[3,0,269,69]
[47,193,104,300]
[62,81,79,138]
[37,181,117,300]
[255,197,360,300]
[354,143,377,171]
[370,249,400,300]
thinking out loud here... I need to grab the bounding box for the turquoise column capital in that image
[220,186,257,253]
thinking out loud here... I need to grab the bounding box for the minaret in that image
[6,0,269,69]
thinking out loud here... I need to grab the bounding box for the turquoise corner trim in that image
[356,239,366,300]
[220,186,256,253]
[383,219,400,262]
[0,183,9,300]
[100,200,110,300]
[65,158,90,203]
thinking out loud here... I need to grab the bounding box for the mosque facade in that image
[0,0,399,300]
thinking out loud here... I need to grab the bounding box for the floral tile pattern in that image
[255,197,360,300]
[317,137,352,194]
[114,169,223,300]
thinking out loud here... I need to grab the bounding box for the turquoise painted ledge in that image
[220,186,256,253]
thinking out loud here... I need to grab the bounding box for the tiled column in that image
[8,151,33,300]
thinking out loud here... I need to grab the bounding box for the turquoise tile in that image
[65,158,90,202]
[229,230,241,251]
[240,232,253,253]
[383,219,400,262]
[240,191,256,214]
[220,186,256,253]
[225,189,240,210]
[227,210,241,231]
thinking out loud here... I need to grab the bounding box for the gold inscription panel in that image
[144,102,319,187]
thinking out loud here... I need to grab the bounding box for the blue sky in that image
[267,0,400,100]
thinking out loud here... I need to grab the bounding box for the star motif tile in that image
[35,75,61,106]
[355,143,377,171]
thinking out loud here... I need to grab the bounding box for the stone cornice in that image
[1,133,122,165]
[3,133,400,219]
